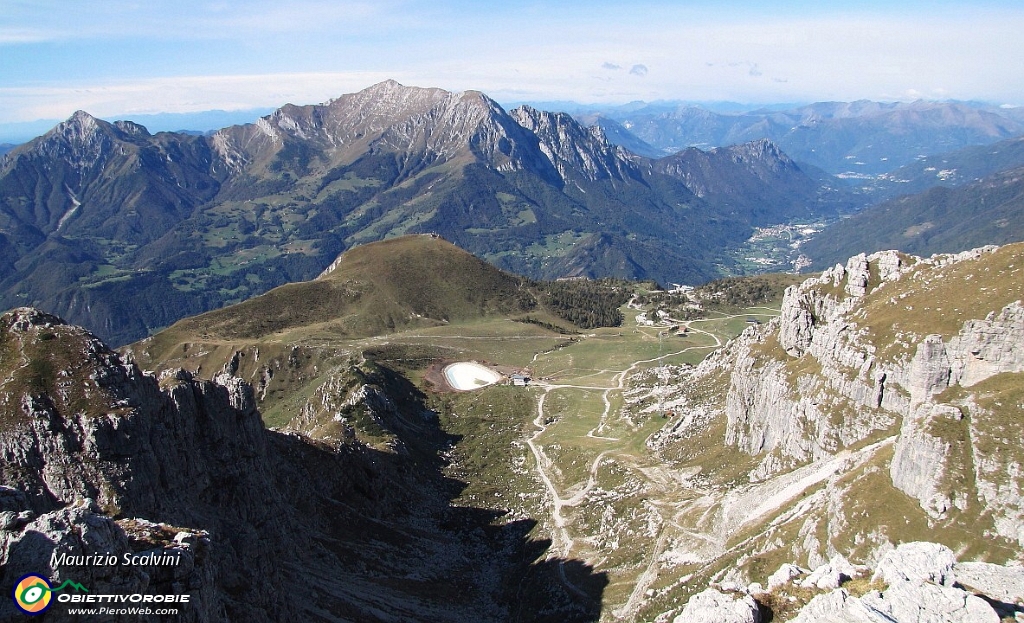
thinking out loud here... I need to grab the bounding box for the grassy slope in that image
[140,235,533,347]
[856,243,1024,358]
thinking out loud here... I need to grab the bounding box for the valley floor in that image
[516,309,780,620]
[134,292,913,621]
[359,306,782,620]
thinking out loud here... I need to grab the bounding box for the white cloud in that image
[2,2,1023,123]
[0,27,51,44]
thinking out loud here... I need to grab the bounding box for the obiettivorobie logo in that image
[12,574,88,615]
[11,572,191,617]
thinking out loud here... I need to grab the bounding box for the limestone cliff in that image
[724,246,1024,533]
[646,242,1024,599]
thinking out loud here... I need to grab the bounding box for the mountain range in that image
[0,80,854,346]
[582,99,1024,176]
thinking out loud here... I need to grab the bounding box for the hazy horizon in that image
[2,0,1022,129]
[2,87,1022,146]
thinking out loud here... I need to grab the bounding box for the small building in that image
[510,374,531,386]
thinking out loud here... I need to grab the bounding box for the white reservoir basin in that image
[443,362,502,391]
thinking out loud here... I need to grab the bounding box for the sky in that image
[2,0,1023,129]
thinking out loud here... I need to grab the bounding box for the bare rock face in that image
[889,300,1024,534]
[953,561,1024,608]
[711,246,1024,530]
[778,288,815,357]
[907,335,953,404]
[889,403,968,518]
[0,310,332,619]
[871,542,957,586]
[776,543,1007,623]
[951,301,1024,386]
[674,588,761,623]
[861,580,999,623]
[904,302,1024,404]
[724,250,913,470]
[843,253,871,298]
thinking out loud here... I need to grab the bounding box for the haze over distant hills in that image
[863,134,1024,199]
[801,162,1024,268]
[576,99,1024,176]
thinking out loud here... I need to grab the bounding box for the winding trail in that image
[521,309,783,614]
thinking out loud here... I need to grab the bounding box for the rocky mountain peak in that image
[724,137,789,163]
[26,110,114,170]
[112,119,151,137]
[327,79,454,127]
[3,306,64,332]
[68,109,99,130]
[509,105,642,183]
[209,80,516,172]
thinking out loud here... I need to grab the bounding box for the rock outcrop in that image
[0,498,217,622]
[889,402,968,519]
[673,588,761,623]
[759,542,1018,623]
[669,542,1019,622]
[0,308,594,621]
[644,243,1024,617]
[666,244,1024,533]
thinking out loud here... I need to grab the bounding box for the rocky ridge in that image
[690,243,1024,534]
[0,307,598,621]
[635,242,1024,618]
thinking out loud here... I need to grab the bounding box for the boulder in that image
[767,563,809,589]
[861,579,998,623]
[801,554,868,590]
[674,588,760,623]
[789,589,877,623]
[872,542,957,587]
[953,561,1024,614]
